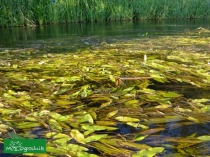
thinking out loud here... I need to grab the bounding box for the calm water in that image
[0,19,209,50]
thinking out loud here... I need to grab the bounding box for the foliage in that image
[0,28,210,156]
[1,0,210,27]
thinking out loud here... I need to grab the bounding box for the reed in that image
[0,0,210,27]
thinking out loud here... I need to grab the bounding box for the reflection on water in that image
[0,19,209,49]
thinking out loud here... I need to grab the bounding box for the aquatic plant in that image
[0,28,210,156]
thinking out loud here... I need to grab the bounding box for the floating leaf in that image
[46,132,69,139]
[197,135,210,141]
[77,151,99,157]
[201,105,210,113]
[125,99,139,106]
[133,147,164,157]
[115,116,140,122]
[139,88,155,94]
[96,121,117,126]
[0,124,10,132]
[155,104,172,109]
[100,99,113,108]
[107,110,118,118]
[46,146,68,155]
[70,129,85,144]
[133,134,148,141]
[56,99,77,105]
[76,113,94,124]
[187,116,200,123]
[127,122,149,129]
[83,114,94,124]
[25,116,37,122]
[161,92,182,98]
[53,137,72,145]
[150,73,167,83]
[109,75,115,82]
[82,125,117,135]
[50,112,72,121]
[84,134,107,143]
[0,108,21,115]
[16,122,41,129]
[49,119,62,132]
[123,87,135,92]
[176,108,192,113]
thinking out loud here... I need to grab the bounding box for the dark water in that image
[0,19,209,50]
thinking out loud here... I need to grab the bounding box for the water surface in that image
[0,19,209,50]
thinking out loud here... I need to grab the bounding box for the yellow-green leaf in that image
[115,116,140,122]
[133,147,164,157]
[70,129,85,144]
[84,134,107,143]
[133,134,148,141]
[107,110,118,118]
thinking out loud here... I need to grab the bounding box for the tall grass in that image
[0,0,210,27]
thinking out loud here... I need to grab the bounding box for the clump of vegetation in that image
[0,0,210,27]
[0,29,210,156]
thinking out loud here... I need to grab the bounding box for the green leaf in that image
[197,135,210,141]
[16,122,41,129]
[56,99,77,105]
[53,137,71,145]
[77,151,99,157]
[46,132,68,138]
[186,116,200,123]
[123,87,135,92]
[109,75,115,82]
[67,143,88,151]
[46,146,68,154]
[115,116,140,122]
[50,112,72,121]
[84,134,107,143]
[49,119,62,132]
[133,134,148,141]
[201,105,210,113]
[107,110,118,118]
[133,147,164,157]
[150,74,167,83]
[76,113,94,124]
[0,108,21,115]
[139,88,155,94]
[0,124,10,132]
[161,92,182,98]
[125,100,139,106]
[70,129,85,144]
[176,108,192,113]
[100,99,113,108]
[82,125,117,135]
[46,132,72,145]
[126,123,149,129]
[25,116,37,122]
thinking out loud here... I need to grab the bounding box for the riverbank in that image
[1,0,210,27]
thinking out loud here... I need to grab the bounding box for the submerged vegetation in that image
[1,0,210,27]
[0,28,210,156]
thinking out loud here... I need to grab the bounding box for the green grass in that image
[1,0,210,27]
